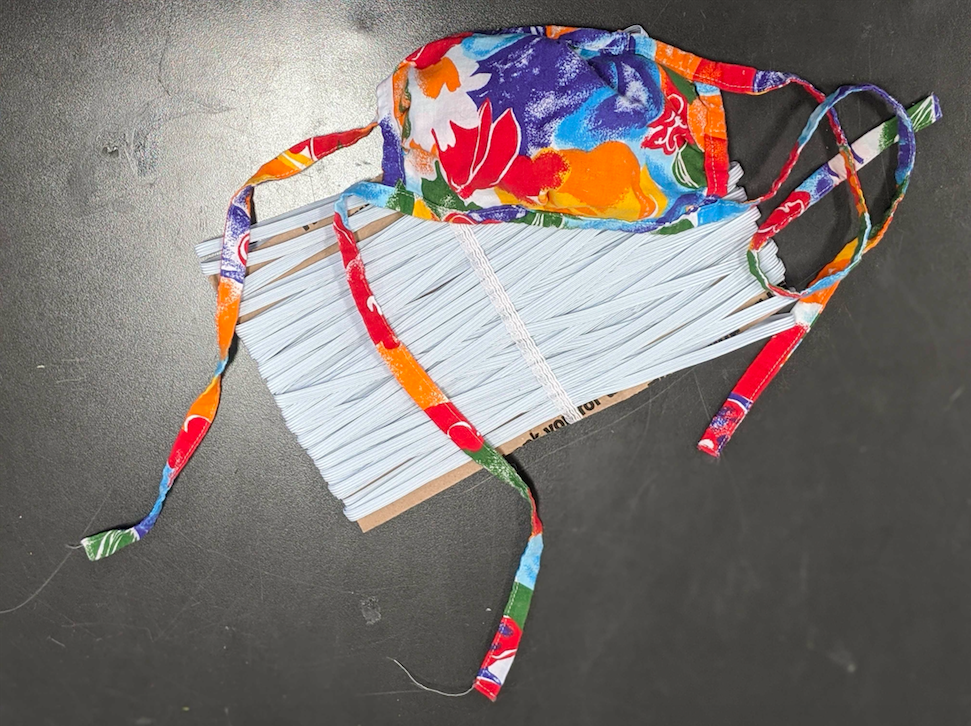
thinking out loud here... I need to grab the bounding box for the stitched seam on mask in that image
[451,224,582,424]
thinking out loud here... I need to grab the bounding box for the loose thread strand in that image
[388,658,475,697]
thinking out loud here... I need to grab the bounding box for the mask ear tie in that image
[332,191,545,701]
[698,92,940,456]
[81,122,378,560]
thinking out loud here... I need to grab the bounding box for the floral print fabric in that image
[367,26,741,232]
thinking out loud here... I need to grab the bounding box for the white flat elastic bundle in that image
[196,163,795,522]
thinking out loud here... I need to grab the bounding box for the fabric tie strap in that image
[333,193,543,700]
[699,94,941,456]
[81,116,541,700]
[79,123,377,560]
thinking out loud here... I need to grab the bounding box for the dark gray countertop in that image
[1,2,968,724]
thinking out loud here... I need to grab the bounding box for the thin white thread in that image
[0,550,74,615]
[0,487,114,615]
[452,224,582,424]
[388,658,474,697]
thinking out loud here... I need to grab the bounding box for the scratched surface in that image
[1,1,969,724]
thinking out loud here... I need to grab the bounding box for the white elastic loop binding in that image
[196,164,802,521]
[451,224,583,424]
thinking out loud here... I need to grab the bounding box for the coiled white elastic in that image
[196,163,796,521]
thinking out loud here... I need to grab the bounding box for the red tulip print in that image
[433,99,522,199]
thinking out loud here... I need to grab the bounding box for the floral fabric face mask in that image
[80,25,938,700]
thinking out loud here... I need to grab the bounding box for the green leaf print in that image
[656,218,695,235]
[421,163,474,211]
[385,181,415,216]
[673,143,707,189]
[664,69,699,105]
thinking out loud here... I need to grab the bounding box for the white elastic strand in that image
[452,224,582,424]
